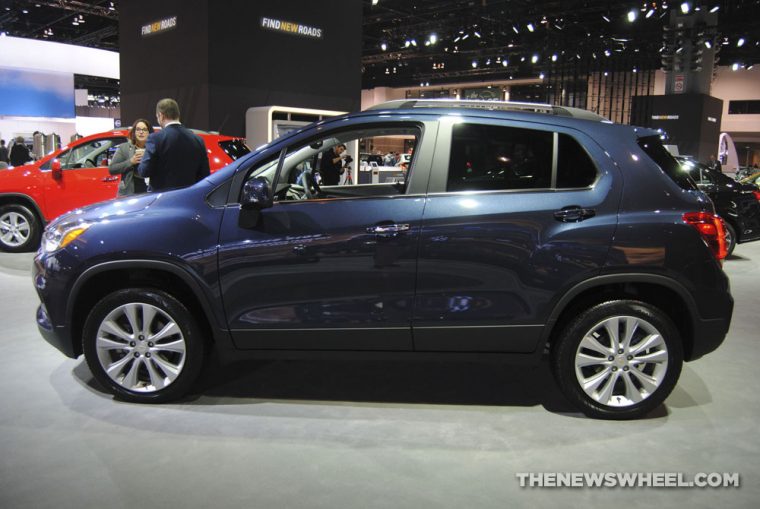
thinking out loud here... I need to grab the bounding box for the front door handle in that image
[101,176,119,182]
[366,223,411,237]
[553,206,596,223]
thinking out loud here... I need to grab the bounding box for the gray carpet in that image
[0,244,757,509]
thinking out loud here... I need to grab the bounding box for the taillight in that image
[753,190,760,201]
[683,212,727,261]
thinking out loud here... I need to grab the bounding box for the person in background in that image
[707,154,721,172]
[318,143,346,185]
[0,140,9,164]
[109,118,153,196]
[137,98,210,192]
[9,136,31,167]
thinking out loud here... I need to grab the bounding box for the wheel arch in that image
[0,193,47,225]
[67,260,229,358]
[543,274,698,360]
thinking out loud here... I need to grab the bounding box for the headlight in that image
[43,222,92,253]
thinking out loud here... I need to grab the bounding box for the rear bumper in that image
[688,296,733,360]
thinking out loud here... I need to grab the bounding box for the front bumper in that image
[36,303,77,358]
[33,250,80,359]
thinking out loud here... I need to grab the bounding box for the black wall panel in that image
[630,93,723,162]
[120,0,360,136]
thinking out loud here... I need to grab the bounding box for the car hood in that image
[0,162,40,181]
[49,193,159,228]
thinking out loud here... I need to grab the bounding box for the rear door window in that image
[447,124,553,191]
[446,124,598,192]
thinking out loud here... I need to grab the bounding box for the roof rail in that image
[365,99,608,121]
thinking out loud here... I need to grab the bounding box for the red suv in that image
[0,128,249,251]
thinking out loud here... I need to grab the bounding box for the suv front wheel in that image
[0,204,41,252]
[82,288,205,403]
[551,300,683,420]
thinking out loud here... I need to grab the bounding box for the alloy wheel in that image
[0,211,31,248]
[95,302,187,392]
[574,315,669,408]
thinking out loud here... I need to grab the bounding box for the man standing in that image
[137,98,210,191]
[0,139,9,164]
[318,143,346,185]
[9,137,31,167]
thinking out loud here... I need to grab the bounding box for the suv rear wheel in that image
[82,288,205,403]
[0,204,41,252]
[551,300,683,420]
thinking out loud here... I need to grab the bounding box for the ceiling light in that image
[512,25,519,34]
[539,73,545,79]
[731,63,739,71]
[646,9,655,18]
[472,60,478,68]
[602,15,610,22]
[737,38,745,47]
[710,5,719,13]
[462,33,469,40]
[454,36,461,42]
[404,39,410,47]
[551,54,557,62]
[604,49,611,57]
[372,0,379,5]
[681,2,690,14]
[429,34,437,44]
[527,23,534,32]
[627,10,637,22]
[474,31,481,38]
[705,40,712,49]
[502,60,508,67]
[747,64,754,70]
[411,39,417,46]
[531,54,539,63]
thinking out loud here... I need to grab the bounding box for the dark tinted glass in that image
[728,100,760,114]
[557,133,597,188]
[219,140,251,161]
[638,135,697,191]
[448,124,553,191]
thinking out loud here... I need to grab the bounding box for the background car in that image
[676,156,760,255]
[0,128,249,252]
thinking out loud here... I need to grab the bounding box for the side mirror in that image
[241,177,273,211]
[309,140,324,149]
[51,159,62,180]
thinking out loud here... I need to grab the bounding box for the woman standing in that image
[109,118,153,196]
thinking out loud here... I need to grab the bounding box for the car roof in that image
[365,99,610,122]
[348,101,659,141]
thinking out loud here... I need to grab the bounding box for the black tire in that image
[551,300,683,420]
[0,203,41,252]
[82,288,205,403]
[724,222,737,257]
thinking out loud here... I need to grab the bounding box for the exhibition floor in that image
[1,246,758,509]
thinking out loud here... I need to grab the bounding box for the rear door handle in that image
[553,206,596,222]
[101,176,119,182]
[366,223,411,237]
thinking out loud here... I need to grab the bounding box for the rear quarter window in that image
[638,136,697,191]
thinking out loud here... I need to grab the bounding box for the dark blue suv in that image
[33,100,733,419]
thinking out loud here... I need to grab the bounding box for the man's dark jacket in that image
[137,124,210,191]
